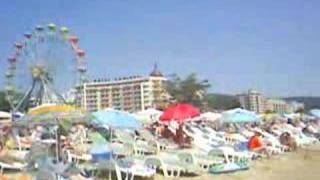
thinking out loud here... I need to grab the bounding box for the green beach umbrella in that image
[48,23,56,31]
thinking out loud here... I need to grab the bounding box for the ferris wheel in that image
[5,23,87,113]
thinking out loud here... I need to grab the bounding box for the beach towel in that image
[210,162,249,174]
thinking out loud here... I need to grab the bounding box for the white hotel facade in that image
[76,66,167,112]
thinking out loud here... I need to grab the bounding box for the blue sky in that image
[1,0,319,97]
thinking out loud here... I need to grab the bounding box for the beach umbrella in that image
[309,109,320,118]
[159,103,200,123]
[91,109,142,130]
[220,108,260,123]
[13,104,90,128]
[200,112,221,121]
[134,108,162,124]
[12,104,91,162]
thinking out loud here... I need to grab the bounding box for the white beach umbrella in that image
[200,112,221,121]
[134,108,162,124]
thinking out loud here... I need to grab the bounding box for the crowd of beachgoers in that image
[0,104,320,180]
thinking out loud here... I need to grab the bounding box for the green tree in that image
[264,109,274,114]
[0,91,11,111]
[206,93,241,110]
[165,73,210,108]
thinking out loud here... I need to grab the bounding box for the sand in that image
[155,145,320,180]
[4,145,320,180]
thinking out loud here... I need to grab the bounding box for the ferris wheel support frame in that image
[13,76,67,113]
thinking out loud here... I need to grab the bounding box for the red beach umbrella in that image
[160,103,200,123]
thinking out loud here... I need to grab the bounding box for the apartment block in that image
[76,65,167,112]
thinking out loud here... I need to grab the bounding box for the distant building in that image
[237,89,299,114]
[265,99,288,114]
[237,90,266,113]
[76,64,168,112]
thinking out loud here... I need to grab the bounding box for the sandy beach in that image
[3,145,320,180]
[154,145,320,180]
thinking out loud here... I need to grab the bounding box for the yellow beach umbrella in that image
[28,104,80,115]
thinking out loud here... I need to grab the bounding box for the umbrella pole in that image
[55,126,59,162]
[109,128,112,180]
[55,118,61,162]
[110,128,113,142]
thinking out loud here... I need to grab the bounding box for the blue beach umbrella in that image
[220,108,260,123]
[91,109,142,130]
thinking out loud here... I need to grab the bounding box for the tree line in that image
[165,73,240,111]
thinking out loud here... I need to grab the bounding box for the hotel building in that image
[76,65,168,112]
[237,89,301,114]
[237,90,266,114]
[265,99,289,114]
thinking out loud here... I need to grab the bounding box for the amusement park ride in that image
[4,23,87,114]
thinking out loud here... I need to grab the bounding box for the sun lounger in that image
[223,133,248,144]
[134,139,157,156]
[173,149,224,172]
[0,161,27,174]
[117,157,156,179]
[66,150,92,164]
[183,126,253,163]
[114,130,158,156]
[114,130,135,143]
[144,156,183,178]
[188,126,226,145]
[110,141,134,157]
[164,152,203,174]
[78,158,154,180]
[0,147,30,173]
[137,129,178,152]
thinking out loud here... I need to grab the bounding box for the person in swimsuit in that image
[248,131,271,158]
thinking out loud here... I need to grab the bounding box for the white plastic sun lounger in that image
[144,155,183,178]
[0,161,27,174]
[172,149,224,172]
[186,130,251,164]
[66,150,92,164]
[117,157,156,180]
